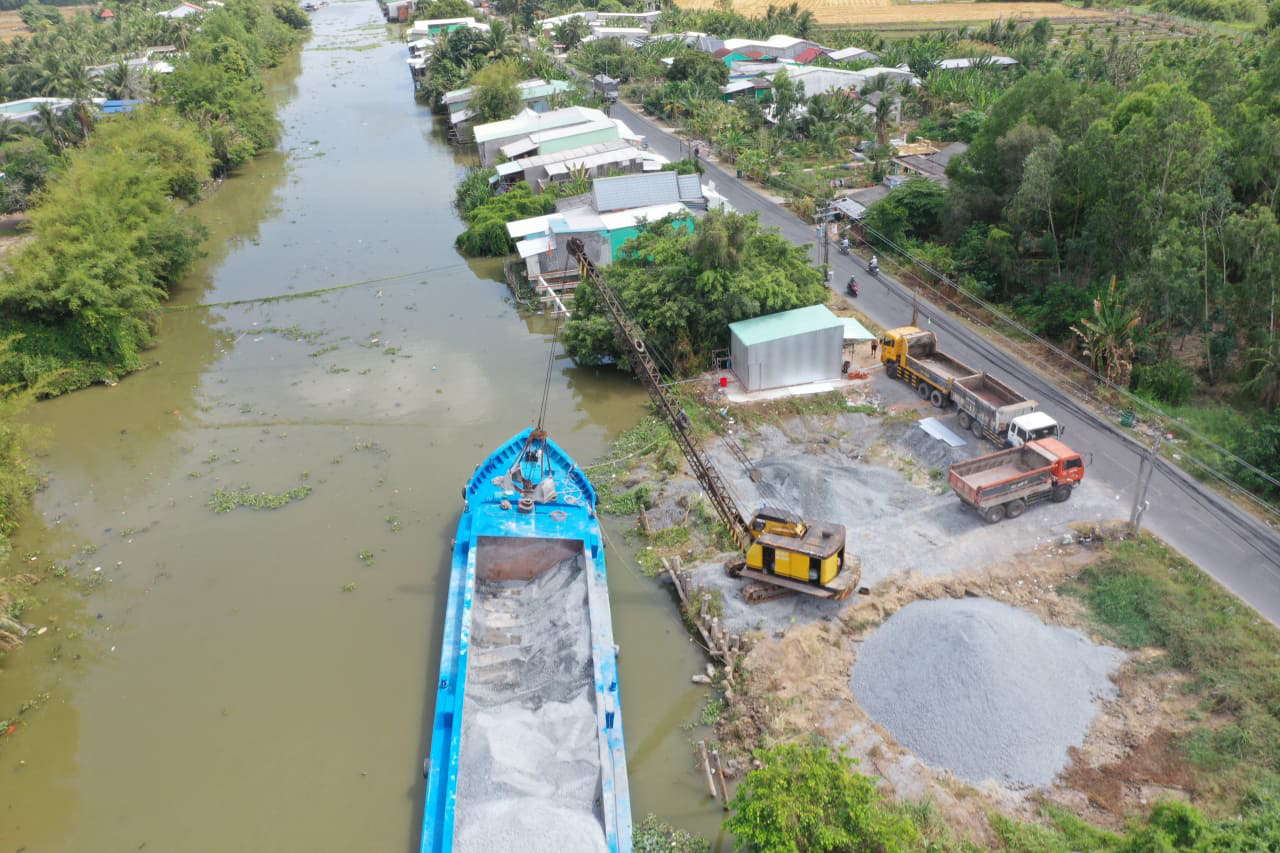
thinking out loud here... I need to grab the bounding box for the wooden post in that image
[698,741,717,799]
[712,748,730,807]
[638,504,651,534]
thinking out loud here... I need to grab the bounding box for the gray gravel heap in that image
[455,555,607,852]
[851,597,1124,787]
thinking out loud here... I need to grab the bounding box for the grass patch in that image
[1065,534,1280,804]
[633,814,709,853]
[207,484,312,512]
[680,585,723,633]
[700,695,726,726]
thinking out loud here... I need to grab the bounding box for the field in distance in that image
[673,0,1107,26]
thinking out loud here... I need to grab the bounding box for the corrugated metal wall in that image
[730,325,843,391]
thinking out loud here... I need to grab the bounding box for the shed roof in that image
[473,106,604,144]
[793,46,824,64]
[499,117,617,158]
[592,170,702,212]
[827,46,876,62]
[840,316,875,341]
[730,304,842,346]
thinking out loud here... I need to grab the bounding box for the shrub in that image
[725,742,919,852]
[1133,357,1197,406]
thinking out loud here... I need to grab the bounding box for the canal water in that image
[0,3,729,849]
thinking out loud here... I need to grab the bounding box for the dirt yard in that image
[673,0,1106,26]
[711,537,1202,844]
[0,5,91,42]
[608,368,1205,842]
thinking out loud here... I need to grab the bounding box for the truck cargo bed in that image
[911,352,978,383]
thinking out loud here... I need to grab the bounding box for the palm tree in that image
[1245,335,1280,410]
[32,103,72,152]
[0,119,28,144]
[872,93,893,146]
[715,126,747,163]
[554,17,589,51]
[481,20,518,62]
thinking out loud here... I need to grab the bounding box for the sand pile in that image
[455,554,607,853]
[851,597,1123,787]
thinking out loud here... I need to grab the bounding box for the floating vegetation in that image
[207,485,313,513]
[358,550,374,566]
[309,344,339,358]
[341,582,357,592]
[325,365,350,375]
[386,516,401,532]
[254,325,326,344]
[203,453,220,464]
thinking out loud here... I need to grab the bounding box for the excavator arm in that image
[566,237,753,553]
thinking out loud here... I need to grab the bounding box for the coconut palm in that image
[553,17,589,50]
[32,103,73,152]
[480,20,519,63]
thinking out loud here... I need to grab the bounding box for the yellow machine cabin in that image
[744,508,845,586]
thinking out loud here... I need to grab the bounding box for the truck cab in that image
[1007,411,1063,447]
[1033,438,1086,484]
[878,326,927,366]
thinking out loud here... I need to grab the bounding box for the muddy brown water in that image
[0,4,729,848]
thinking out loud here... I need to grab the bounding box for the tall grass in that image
[1068,535,1280,802]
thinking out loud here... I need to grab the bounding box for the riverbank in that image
[0,3,729,846]
[594,360,1280,845]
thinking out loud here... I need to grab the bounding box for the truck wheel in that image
[1005,499,1026,519]
[885,363,897,380]
[917,383,931,399]
[970,419,984,439]
[1052,484,1073,503]
[983,505,1006,524]
[929,390,945,408]
[957,412,972,429]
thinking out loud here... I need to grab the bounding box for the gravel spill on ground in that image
[455,554,606,852]
[851,597,1124,787]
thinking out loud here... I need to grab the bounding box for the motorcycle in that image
[846,277,859,298]
[837,241,850,256]
[867,257,879,276]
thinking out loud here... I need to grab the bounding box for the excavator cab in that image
[748,507,806,539]
[744,508,845,587]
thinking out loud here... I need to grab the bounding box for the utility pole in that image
[1129,434,1163,534]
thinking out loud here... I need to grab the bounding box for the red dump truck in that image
[947,438,1085,523]
[880,326,979,408]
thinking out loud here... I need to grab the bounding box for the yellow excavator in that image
[566,238,861,602]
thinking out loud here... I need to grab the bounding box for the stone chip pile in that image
[851,597,1124,787]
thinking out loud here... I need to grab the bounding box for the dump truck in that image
[952,373,1064,447]
[880,326,979,408]
[947,438,1085,523]
[592,74,620,101]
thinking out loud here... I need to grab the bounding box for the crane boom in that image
[567,238,753,553]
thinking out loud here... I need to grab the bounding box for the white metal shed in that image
[729,305,845,391]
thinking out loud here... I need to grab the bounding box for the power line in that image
[753,168,1280,518]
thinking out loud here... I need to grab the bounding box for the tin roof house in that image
[506,171,705,284]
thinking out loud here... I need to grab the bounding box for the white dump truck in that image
[951,372,1063,447]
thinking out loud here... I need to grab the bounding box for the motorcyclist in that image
[839,236,850,254]
[846,276,858,297]
[868,255,878,274]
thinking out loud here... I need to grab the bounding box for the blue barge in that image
[421,427,632,852]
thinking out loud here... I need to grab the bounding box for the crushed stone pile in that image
[455,554,607,853]
[851,597,1123,787]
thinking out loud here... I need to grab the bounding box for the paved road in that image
[613,101,1280,625]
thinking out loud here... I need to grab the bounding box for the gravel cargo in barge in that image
[420,427,631,853]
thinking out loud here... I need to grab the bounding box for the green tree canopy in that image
[723,742,918,853]
[563,210,827,374]
[469,60,522,124]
